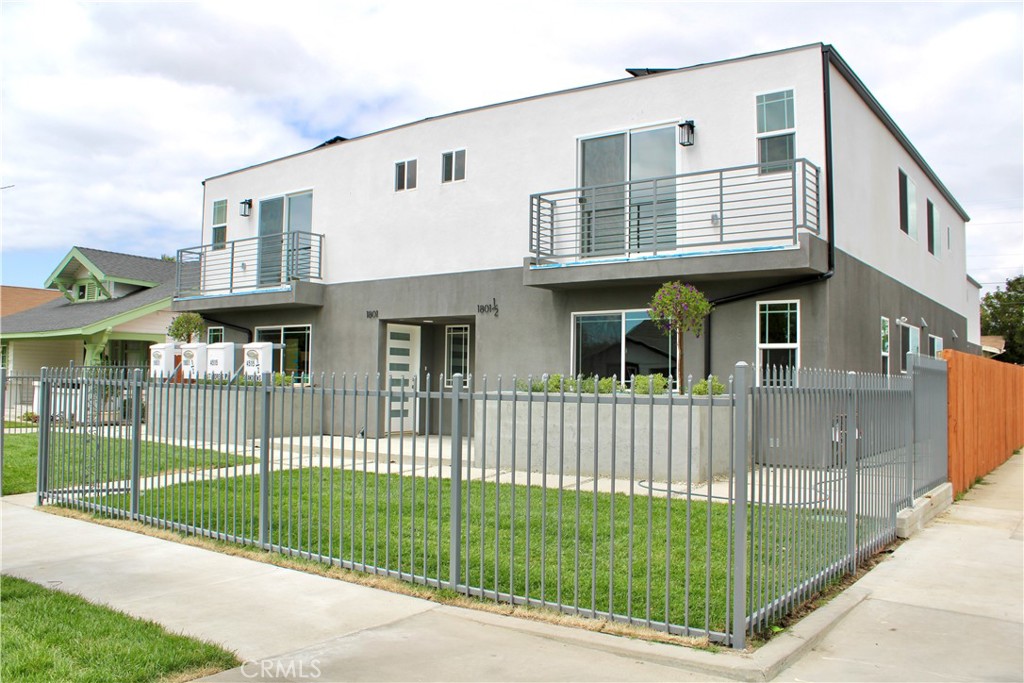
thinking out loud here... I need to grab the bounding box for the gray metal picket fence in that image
[13,358,948,648]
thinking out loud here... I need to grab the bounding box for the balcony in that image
[526,159,825,287]
[173,232,325,312]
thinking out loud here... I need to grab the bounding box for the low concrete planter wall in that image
[146,384,323,442]
[471,396,733,484]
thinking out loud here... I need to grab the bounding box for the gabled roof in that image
[44,246,176,290]
[3,247,176,339]
[0,281,173,338]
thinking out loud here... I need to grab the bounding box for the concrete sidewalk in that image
[1,453,1021,682]
[774,452,1023,682]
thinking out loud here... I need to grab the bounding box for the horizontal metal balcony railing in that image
[530,159,820,263]
[175,232,324,298]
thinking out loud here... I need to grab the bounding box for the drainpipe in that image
[201,316,254,343]
[701,44,838,376]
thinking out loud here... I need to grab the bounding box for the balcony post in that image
[719,171,725,242]
[652,177,660,255]
[792,160,799,245]
[229,240,235,292]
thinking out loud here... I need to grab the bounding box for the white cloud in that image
[1,0,1021,296]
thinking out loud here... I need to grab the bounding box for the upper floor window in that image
[75,281,100,302]
[395,159,417,191]
[898,170,918,240]
[442,150,466,183]
[927,200,939,256]
[928,334,943,357]
[756,90,795,173]
[579,125,678,255]
[207,327,224,344]
[212,199,227,250]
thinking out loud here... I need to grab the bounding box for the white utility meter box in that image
[180,343,208,380]
[242,342,274,379]
[149,343,180,379]
[206,342,238,378]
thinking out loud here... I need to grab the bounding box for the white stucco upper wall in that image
[200,45,828,283]
[828,61,970,320]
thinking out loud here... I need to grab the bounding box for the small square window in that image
[207,327,225,344]
[395,159,417,191]
[442,150,466,183]
[757,90,794,134]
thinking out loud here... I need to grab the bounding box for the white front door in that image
[385,324,420,433]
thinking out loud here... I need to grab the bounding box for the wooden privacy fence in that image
[941,349,1024,495]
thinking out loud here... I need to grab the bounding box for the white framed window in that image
[571,309,674,382]
[756,300,799,385]
[442,150,466,183]
[444,325,470,386]
[395,159,417,191]
[880,316,890,374]
[212,199,228,250]
[928,334,943,358]
[927,200,939,256]
[899,321,920,373]
[207,327,224,344]
[254,324,312,377]
[1,343,8,372]
[898,169,918,240]
[756,90,795,173]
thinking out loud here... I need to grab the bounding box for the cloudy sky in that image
[1,1,1021,296]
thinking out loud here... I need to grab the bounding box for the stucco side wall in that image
[828,62,970,321]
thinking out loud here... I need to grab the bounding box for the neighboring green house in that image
[0,247,176,375]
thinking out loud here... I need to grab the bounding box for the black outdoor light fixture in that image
[239,199,253,217]
[679,120,695,146]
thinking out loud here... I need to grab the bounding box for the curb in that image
[436,585,870,682]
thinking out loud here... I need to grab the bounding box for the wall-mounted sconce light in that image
[951,329,959,340]
[239,199,253,217]
[897,316,908,324]
[919,317,928,328]
[678,120,695,147]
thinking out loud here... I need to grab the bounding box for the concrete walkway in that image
[1,453,1021,682]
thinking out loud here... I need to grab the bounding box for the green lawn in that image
[2,433,250,496]
[2,433,39,495]
[90,467,844,635]
[0,575,239,683]
[4,420,37,429]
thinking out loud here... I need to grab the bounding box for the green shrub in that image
[691,375,727,395]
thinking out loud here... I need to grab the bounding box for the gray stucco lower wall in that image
[187,247,970,434]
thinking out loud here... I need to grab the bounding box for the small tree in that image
[648,281,713,388]
[167,312,206,343]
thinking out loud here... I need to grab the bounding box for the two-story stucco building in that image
[173,43,980,424]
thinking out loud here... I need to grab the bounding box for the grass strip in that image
[0,575,239,683]
[2,433,250,496]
